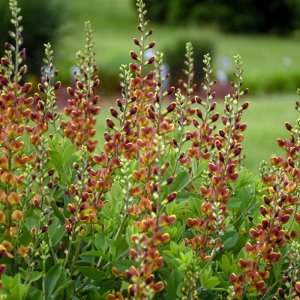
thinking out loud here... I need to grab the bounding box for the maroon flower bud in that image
[147,57,155,64]
[222,116,228,125]
[1,58,9,67]
[59,242,65,251]
[242,102,249,110]
[5,42,11,49]
[211,113,219,122]
[21,83,32,94]
[20,48,26,61]
[278,288,285,297]
[285,122,292,131]
[129,63,140,73]
[215,140,222,150]
[166,86,175,96]
[243,88,249,95]
[41,225,48,233]
[147,108,155,119]
[0,264,6,275]
[218,151,224,162]
[133,38,140,46]
[147,71,156,80]
[147,41,155,49]
[67,87,75,96]
[104,132,111,142]
[167,192,177,203]
[48,169,54,176]
[260,205,268,216]
[209,102,216,112]
[54,81,61,90]
[38,83,44,92]
[130,50,138,61]
[19,65,27,75]
[193,119,199,128]
[106,118,115,129]
[147,29,153,36]
[166,102,176,113]
[116,99,123,109]
[47,182,53,189]
[196,109,203,119]
[234,147,242,156]
[130,106,138,115]
[172,138,178,146]
[110,107,119,118]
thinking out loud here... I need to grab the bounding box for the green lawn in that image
[242,94,298,172]
[56,0,300,92]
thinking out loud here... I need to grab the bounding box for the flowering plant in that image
[0,0,299,299]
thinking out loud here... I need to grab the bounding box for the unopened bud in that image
[110,107,119,118]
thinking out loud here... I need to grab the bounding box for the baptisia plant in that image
[0,0,299,299]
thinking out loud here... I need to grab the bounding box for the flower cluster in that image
[185,55,249,262]
[61,21,100,152]
[0,0,35,274]
[230,101,300,298]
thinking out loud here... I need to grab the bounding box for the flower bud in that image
[110,107,119,118]
[166,102,176,113]
[133,38,140,46]
[130,51,138,61]
[106,118,115,129]
[147,57,155,65]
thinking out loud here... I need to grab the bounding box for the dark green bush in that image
[163,37,214,85]
[0,0,63,75]
[139,0,300,34]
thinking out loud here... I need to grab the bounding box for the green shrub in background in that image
[139,0,300,34]
[163,37,214,86]
[0,0,63,76]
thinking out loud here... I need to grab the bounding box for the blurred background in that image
[1,0,300,172]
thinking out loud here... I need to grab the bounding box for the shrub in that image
[0,0,300,299]
[139,0,300,34]
[162,37,214,86]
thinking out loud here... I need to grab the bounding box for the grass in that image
[242,94,298,173]
[55,0,300,93]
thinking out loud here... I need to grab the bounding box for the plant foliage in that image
[0,0,299,299]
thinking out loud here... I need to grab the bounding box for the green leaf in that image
[200,269,220,289]
[229,169,254,190]
[10,284,29,300]
[222,230,238,250]
[171,171,190,192]
[95,232,107,252]
[27,289,43,300]
[45,264,62,300]
[220,254,231,274]
[165,270,184,298]
[52,280,73,299]
[48,218,65,246]
[49,150,63,169]
[50,201,65,223]
[189,197,201,218]
[80,250,103,257]
[62,143,76,164]
[78,267,105,281]
[110,182,123,207]
[112,259,137,272]
[28,271,43,283]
